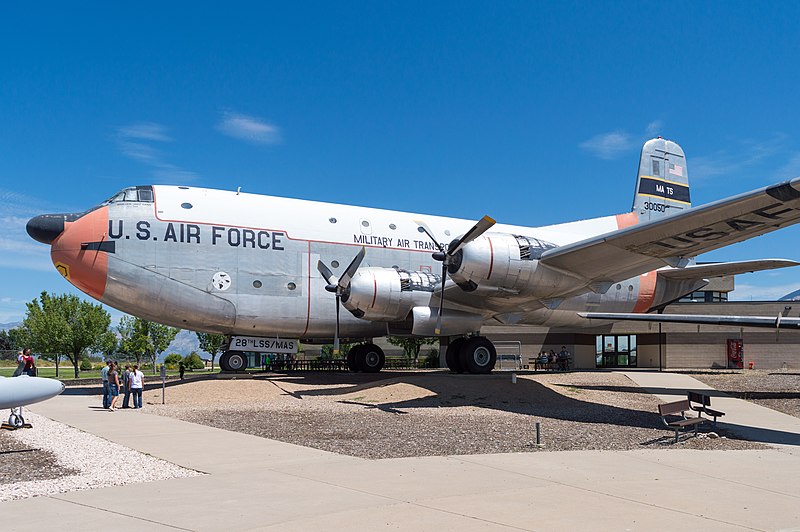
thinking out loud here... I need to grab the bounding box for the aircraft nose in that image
[26,213,79,244]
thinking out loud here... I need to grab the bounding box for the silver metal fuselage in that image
[48,186,661,339]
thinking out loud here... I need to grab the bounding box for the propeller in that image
[316,246,366,356]
[414,215,496,335]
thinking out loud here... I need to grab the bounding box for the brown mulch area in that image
[148,371,764,459]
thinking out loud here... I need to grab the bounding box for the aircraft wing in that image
[657,259,800,281]
[539,178,800,286]
[578,312,800,329]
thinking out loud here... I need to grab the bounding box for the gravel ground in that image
[148,371,764,459]
[0,412,202,502]
[686,370,800,418]
[0,429,78,484]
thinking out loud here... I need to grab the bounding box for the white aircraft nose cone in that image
[0,376,66,410]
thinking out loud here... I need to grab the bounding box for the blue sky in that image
[2,1,800,327]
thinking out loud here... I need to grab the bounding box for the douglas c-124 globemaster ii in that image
[26,138,800,373]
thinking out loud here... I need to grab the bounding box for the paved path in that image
[622,371,800,453]
[2,373,800,531]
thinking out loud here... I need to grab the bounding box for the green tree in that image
[20,292,111,378]
[386,336,438,365]
[0,329,15,351]
[196,332,226,371]
[116,316,139,364]
[183,351,204,370]
[164,353,183,368]
[130,318,179,374]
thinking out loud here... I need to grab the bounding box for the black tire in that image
[219,350,248,372]
[445,337,467,373]
[9,413,24,429]
[346,346,360,372]
[459,337,497,374]
[359,343,385,373]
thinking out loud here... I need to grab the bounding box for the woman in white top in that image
[130,364,144,409]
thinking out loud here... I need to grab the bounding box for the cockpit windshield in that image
[102,186,154,205]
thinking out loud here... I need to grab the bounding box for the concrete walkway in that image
[2,375,800,531]
[622,371,800,453]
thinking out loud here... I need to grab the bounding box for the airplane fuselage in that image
[45,185,661,339]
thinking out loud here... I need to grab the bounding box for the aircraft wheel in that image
[219,350,248,372]
[8,413,24,429]
[226,351,248,371]
[346,346,360,372]
[359,343,385,373]
[459,336,497,374]
[445,337,467,373]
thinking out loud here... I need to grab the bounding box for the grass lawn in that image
[0,365,218,380]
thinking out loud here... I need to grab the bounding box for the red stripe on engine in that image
[487,237,494,280]
[371,272,378,308]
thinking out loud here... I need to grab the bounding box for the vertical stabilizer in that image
[632,138,691,222]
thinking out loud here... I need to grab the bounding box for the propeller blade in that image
[338,246,366,289]
[316,260,337,286]
[333,293,341,356]
[413,220,445,252]
[434,262,447,335]
[448,215,496,256]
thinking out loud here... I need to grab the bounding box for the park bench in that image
[687,391,726,426]
[658,399,707,443]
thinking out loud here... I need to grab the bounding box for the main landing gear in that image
[346,343,385,373]
[219,351,248,372]
[445,336,497,374]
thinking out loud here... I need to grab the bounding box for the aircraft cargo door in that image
[233,238,309,336]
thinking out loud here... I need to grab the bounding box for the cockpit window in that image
[102,186,154,205]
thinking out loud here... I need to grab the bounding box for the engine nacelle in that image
[343,267,439,321]
[447,233,570,298]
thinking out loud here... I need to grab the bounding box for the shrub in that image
[183,352,204,370]
[163,353,183,369]
[79,359,93,371]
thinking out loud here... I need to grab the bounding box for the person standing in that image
[122,365,132,408]
[130,364,144,409]
[107,363,121,411]
[16,348,36,377]
[559,346,571,371]
[101,360,111,409]
[179,361,185,380]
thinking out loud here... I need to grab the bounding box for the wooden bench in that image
[658,400,707,443]
[687,391,726,426]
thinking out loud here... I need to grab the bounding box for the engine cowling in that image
[447,233,571,297]
[343,267,439,321]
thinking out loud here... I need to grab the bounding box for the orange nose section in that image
[50,207,110,300]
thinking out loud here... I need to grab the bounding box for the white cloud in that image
[115,122,198,181]
[217,112,281,145]
[690,136,784,182]
[730,283,800,301]
[773,152,800,180]
[579,131,634,160]
[646,120,663,136]
[117,122,171,142]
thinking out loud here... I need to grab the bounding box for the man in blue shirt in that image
[101,360,111,409]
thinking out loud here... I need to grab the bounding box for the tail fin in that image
[632,137,691,222]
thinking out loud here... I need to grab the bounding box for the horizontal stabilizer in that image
[657,259,800,281]
[540,177,800,287]
[578,312,800,329]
